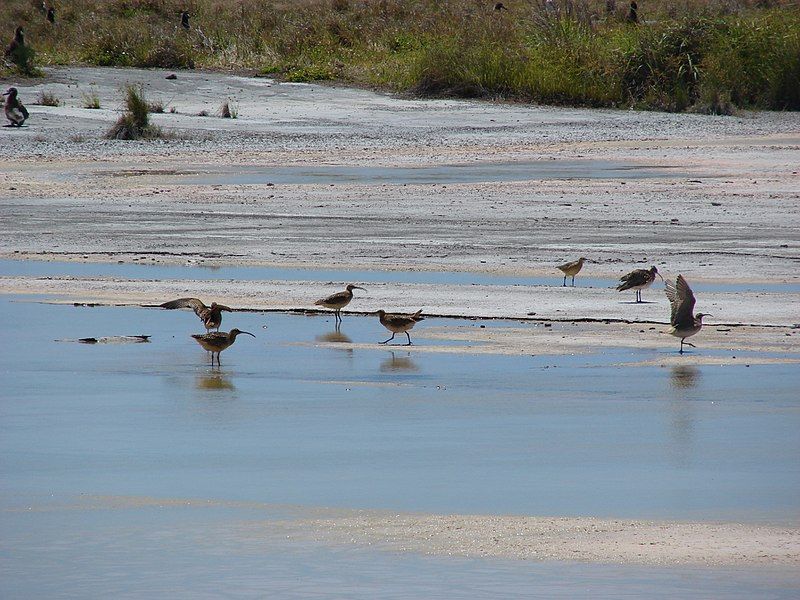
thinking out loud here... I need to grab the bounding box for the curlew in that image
[191,329,254,365]
[665,275,710,354]
[160,298,232,331]
[377,309,424,346]
[2,87,28,127]
[617,265,663,303]
[315,284,366,323]
[557,257,588,287]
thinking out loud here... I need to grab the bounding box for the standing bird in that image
[180,10,190,30]
[4,26,25,60]
[627,1,638,23]
[2,88,29,127]
[557,257,588,287]
[377,309,424,346]
[617,265,663,303]
[191,329,255,366]
[664,275,709,354]
[47,7,56,24]
[160,298,233,332]
[315,284,366,323]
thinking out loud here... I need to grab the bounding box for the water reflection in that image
[316,327,353,345]
[380,351,419,373]
[667,365,700,468]
[670,365,700,390]
[196,370,235,391]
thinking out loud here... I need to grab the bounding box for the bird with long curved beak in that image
[617,265,663,303]
[3,87,29,127]
[315,284,366,323]
[665,275,710,354]
[191,329,255,365]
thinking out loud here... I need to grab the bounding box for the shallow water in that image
[4,259,798,294]
[59,159,701,187]
[2,297,799,597]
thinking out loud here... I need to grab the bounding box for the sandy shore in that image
[1,66,799,284]
[14,495,798,568]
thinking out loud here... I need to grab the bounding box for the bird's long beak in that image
[240,331,256,337]
[1,92,9,96]
[353,286,367,291]
[657,272,665,281]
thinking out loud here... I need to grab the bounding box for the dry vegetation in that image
[3,0,799,112]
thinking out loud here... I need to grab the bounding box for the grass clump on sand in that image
[106,85,163,140]
[35,90,60,106]
[81,88,101,109]
[5,0,799,112]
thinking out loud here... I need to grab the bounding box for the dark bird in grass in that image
[557,257,588,287]
[315,284,366,323]
[160,298,233,332]
[180,10,190,30]
[377,309,424,346]
[665,275,710,354]
[3,88,29,127]
[47,7,55,24]
[4,26,25,59]
[191,329,254,365]
[617,265,663,303]
[494,2,508,11]
[627,1,638,23]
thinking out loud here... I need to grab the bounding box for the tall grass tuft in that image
[35,91,61,106]
[106,84,162,139]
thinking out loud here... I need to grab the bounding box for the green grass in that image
[4,0,799,112]
[106,84,163,139]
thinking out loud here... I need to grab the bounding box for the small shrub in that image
[197,109,210,117]
[285,64,336,82]
[106,84,162,140]
[147,100,165,113]
[81,88,101,109]
[36,91,61,106]
[8,44,41,77]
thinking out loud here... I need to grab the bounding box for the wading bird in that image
[665,275,709,354]
[191,329,254,365]
[160,298,233,331]
[617,265,663,303]
[2,88,28,127]
[315,284,366,323]
[377,309,424,345]
[557,257,588,287]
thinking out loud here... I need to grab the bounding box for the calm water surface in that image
[1,296,798,598]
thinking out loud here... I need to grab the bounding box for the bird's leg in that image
[380,333,396,344]
[571,275,576,286]
[684,342,696,348]
[562,275,567,287]
[404,332,412,346]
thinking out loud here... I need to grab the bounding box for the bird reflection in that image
[316,325,353,344]
[670,365,700,389]
[196,369,235,391]
[380,351,419,373]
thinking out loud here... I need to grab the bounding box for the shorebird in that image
[4,26,24,59]
[180,10,190,30]
[315,284,366,323]
[191,329,254,365]
[160,298,233,331]
[377,309,424,345]
[664,275,710,354]
[3,88,29,127]
[557,257,588,287]
[616,265,663,303]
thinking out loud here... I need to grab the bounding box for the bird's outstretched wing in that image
[160,297,207,318]
[664,275,695,326]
